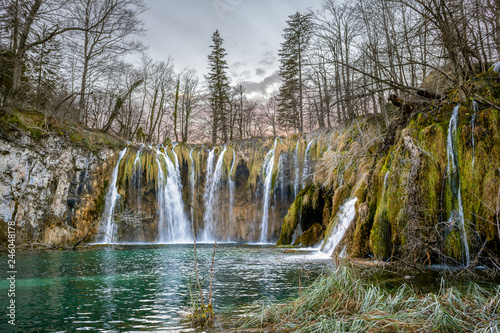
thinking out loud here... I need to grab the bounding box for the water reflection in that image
[0,245,327,332]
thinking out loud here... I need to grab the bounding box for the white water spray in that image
[294,140,301,197]
[259,139,279,243]
[100,148,128,244]
[276,153,285,200]
[156,145,192,243]
[302,139,315,189]
[189,148,196,223]
[318,198,358,257]
[202,146,227,241]
[446,105,470,267]
[133,147,143,211]
[228,149,236,240]
[493,62,500,73]
[383,170,390,189]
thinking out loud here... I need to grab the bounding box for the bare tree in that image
[70,0,146,123]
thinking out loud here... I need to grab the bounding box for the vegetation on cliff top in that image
[0,108,124,151]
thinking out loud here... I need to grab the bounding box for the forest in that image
[1,0,498,143]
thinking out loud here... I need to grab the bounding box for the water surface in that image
[0,244,330,332]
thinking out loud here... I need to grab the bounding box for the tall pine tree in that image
[206,30,231,144]
[277,12,313,133]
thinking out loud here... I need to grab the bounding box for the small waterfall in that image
[275,153,285,200]
[228,149,236,240]
[133,147,143,212]
[202,146,227,242]
[319,198,358,257]
[302,139,315,189]
[493,62,500,72]
[446,105,470,267]
[383,170,390,190]
[259,138,279,243]
[156,145,192,243]
[189,148,196,223]
[294,139,301,197]
[100,148,128,244]
[471,101,478,167]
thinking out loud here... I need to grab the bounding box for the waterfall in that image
[259,138,279,243]
[302,139,315,189]
[276,153,285,201]
[189,148,196,223]
[383,170,390,190]
[493,62,500,72]
[133,147,143,213]
[446,105,470,267]
[319,198,358,257]
[294,139,301,197]
[202,146,227,242]
[156,145,192,243]
[228,149,236,240]
[471,101,478,167]
[100,148,128,244]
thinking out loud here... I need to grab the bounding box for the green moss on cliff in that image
[293,222,324,247]
[445,229,463,262]
[0,109,124,150]
[277,188,306,245]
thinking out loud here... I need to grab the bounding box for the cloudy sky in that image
[140,0,324,97]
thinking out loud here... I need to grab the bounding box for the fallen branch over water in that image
[237,264,500,332]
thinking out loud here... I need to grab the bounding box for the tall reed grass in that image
[240,265,500,332]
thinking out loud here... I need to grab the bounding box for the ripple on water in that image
[0,244,327,332]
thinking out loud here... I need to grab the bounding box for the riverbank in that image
[236,264,500,332]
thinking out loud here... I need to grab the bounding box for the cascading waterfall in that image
[156,145,192,243]
[259,138,279,243]
[276,153,285,201]
[302,139,315,189]
[228,149,236,240]
[189,148,196,223]
[493,62,500,72]
[100,148,128,244]
[202,146,227,242]
[294,139,301,197]
[383,171,390,190]
[133,147,143,212]
[471,101,478,167]
[446,105,470,267]
[318,198,358,257]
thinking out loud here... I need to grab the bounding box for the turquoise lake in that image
[0,244,331,332]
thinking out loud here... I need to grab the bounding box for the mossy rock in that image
[276,191,304,246]
[444,229,464,263]
[331,185,350,218]
[370,206,392,260]
[293,223,324,247]
[350,202,371,258]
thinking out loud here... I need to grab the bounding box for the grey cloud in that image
[259,51,277,68]
[242,71,281,95]
[255,68,266,76]
[232,61,247,69]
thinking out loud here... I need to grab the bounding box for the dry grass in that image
[238,265,500,332]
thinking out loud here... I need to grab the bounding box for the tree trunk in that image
[173,78,180,142]
[11,0,43,95]
[298,39,304,133]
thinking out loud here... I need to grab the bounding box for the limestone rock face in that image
[0,132,118,247]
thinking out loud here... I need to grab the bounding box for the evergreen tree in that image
[277,12,313,133]
[206,30,231,144]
